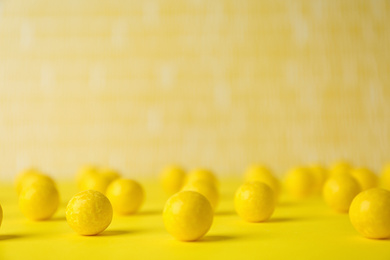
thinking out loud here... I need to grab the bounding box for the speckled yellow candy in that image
[187,168,218,187]
[66,190,113,236]
[106,179,145,215]
[182,180,219,210]
[19,182,60,221]
[244,165,281,199]
[323,175,361,213]
[350,188,390,239]
[160,165,187,195]
[284,167,316,199]
[234,182,275,222]
[350,168,378,191]
[163,191,213,242]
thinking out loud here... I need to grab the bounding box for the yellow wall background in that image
[0,0,389,181]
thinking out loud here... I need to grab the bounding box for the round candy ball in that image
[163,190,213,242]
[284,167,316,199]
[234,182,275,222]
[182,180,219,210]
[106,179,145,215]
[244,165,281,199]
[323,175,361,213]
[66,190,113,236]
[350,168,378,191]
[16,169,56,195]
[19,181,60,221]
[187,169,218,187]
[350,188,390,239]
[160,165,186,195]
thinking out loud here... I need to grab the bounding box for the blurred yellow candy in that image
[160,165,187,195]
[284,167,316,199]
[106,179,145,215]
[15,168,56,195]
[19,181,60,221]
[350,168,378,191]
[77,166,121,193]
[308,164,328,194]
[187,168,218,187]
[244,165,281,198]
[66,190,113,236]
[323,175,361,213]
[163,190,213,242]
[234,182,275,222]
[349,188,390,239]
[380,164,390,190]
[76,165,99,190]
[182,180,219,210]
[330,160,352,178]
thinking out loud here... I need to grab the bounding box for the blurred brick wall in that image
[0,0,389,180]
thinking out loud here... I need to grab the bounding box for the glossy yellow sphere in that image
[106,179,145,215]
[187,168,218,187]
[66,190,113,236]
[234,182,275,222]
[19,182,60,221]
[163,191,213,242]
[350,168,378,191]
[350,188,390,239]
[284,167,316,199]
[182,180,219,210]
[244,165,281,198]
[160,165,186,195]
[323,175,361,213]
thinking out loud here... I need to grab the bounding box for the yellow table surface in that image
[0,179,389,260]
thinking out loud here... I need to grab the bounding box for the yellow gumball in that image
[235,182,275,222]
[244,165,281,198]
[380,164,390,190]
[187,168,218,187]
[330,160,352,178]
[100,167,121,184]
[350,168,378,191]
[350,188,390,239]
[163,191,213,242]
[284,167,316,199]
[323,175,361,213]
[76,165,99,190]
[106,179,145,215]
[182,180,219,210]
[19,181,60,221]
[15,168,56,195]
[66,190,113,236]
[160,165,186,195]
